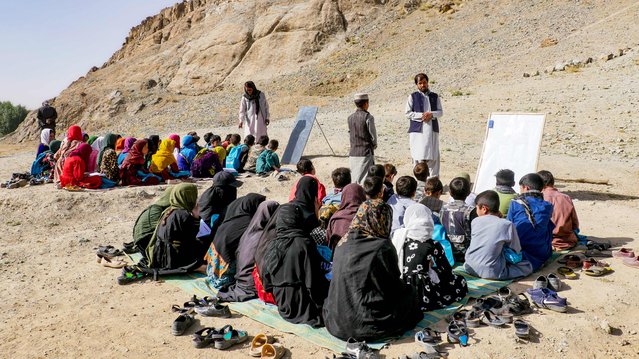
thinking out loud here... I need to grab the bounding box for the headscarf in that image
[121,139,148,167]
[122,137,137,154]
[212,193,266,263]
[150,139,177,172]
[198,171,239,226]
[40,128,53,146]
[391,203,434,273]
[49,140,62,154]
[290,176,319,232]
[87,135,98,145]
[154,187,174,207]
[98,133,117,169]
[147,135,160,156]
[168,134,181,150]
[243,81,261,115]
[91,136,104,151]
[347,199,392,241]
[69,143,93,166]
[180,135,198,165]
[326,183,366,249]
[262,203,306,277]
[115,137,125,153]
[67,126,83,143]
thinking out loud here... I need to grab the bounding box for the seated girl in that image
[147,183,203,271]
[259,177,328,328]
[150,139,187,180]
[323,199,423,341]
[190,148,222,178]
[54,125,83,183]
[37,128,55,157]
[59,143,103,189]
[131,187,173,253]
[32,140,61,180]
[117,137,136,167]
[326,183,366,251]
[98,133,120,183]
[177,135,198,171]
[88,136,104,173]
[205,194,266,289]
[392,203,468,311]
[119,139,161,186]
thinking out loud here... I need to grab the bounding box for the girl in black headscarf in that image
[205,193,266,289]
[145,135,160,169]
[197,171,240,246]
[323,199,423,341]
[259,177,329,327]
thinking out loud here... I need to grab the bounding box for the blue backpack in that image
[225,144,246,170]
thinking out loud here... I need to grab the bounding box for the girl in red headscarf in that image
[53,125,83,184]
[59,143,103,189]
[120,139,161,186]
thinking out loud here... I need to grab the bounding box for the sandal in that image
[557,254,583,268]
[584,266,613,277]
[415,327,443,347]
[587,240,611,251]
[612,248,635,258]
[481,311,506,327]
[582,258,610,271]
[190,295,231,317]
[505,293,533,316]
[192,327,219,348]
[557,266,578,279]
[584,248,612,258]
[116,265,148,285]
[172,313,195,336]
[214,325,249,350]
[446,320,469,347]
[250,333,272,357]
[96,245,123,259]
[514,319,530,339]
[261,343,285,359]
[99,257,127,269]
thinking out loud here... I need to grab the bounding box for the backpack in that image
[440,203,473,262]
[225,144,246,170]
[191,149,220,178]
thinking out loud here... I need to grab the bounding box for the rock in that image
[523,73,530,78]
[554,63,566,72]
[620,340,630,346]
[143,79,158,90]
[618,48,625,57]
[136,190,155,199]
[540,37,558,48]
[260,187,271,194]
[600,320,612,334]
[545,66,555,74]
[533,71,540,76]
[600,53,614,61]
[585,57,594,64]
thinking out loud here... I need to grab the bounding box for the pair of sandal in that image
[185,295,231,318]
[414,328,448,358]
[250,334,285,358]
[116,265,148,285]
[192,325,248,350]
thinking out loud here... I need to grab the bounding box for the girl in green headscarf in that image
[98,133,120,182]
[129,187,174,253]
[147,184,202,270]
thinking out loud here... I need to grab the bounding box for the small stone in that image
[629,330,637,335]
[545,66,555,74]
[618,48,625,57]
[600,320,612,334]
[523,73,530,78]
[533,71,540,76]
[585,57,593,64]
[260,187,271,194]
[554,63,566,71]
[600,53,614,61]
[620,340,630,346]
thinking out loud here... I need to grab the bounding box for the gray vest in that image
[348,109,374,157]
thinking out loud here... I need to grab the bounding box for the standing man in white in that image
[404,73,443,178]
[238,81,270,139]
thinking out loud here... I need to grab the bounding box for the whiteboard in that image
[474,113,546,194]
[281,106,319,165]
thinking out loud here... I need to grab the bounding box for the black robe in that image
[260,203,329,328]
[152,209,202,270]
[323,231,423,341]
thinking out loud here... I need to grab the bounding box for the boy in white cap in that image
[348,93,377,184]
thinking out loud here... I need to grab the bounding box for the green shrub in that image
[0,101,29,135]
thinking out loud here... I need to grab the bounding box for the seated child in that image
[288,159,327,203]
[538,170,580,250]
[387,176,417,235]
[464,190,533,280]
[494,169,517,216]
[322,167,352,205]
[507,173,554,271]
[239,135,255,172]
[226,134,241,155]
[420,177,444,221]
[441,177,476,263]
[383,163,397,202]
[256,139,281,175]
[363,176,384,200]
[208,135,226,166]
[221,134,232,149]
[413,162,429,202]
[369,164,392,202]
[246,135,268,173]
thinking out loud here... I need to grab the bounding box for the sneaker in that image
[526,288,567,313]
[345,338,378,359]
[532,275,548,290]
[546,274,562,292]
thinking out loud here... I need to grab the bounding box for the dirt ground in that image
[1,103,639,359]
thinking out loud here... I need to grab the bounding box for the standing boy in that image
[348,93,377,185]
[404,73,443,177]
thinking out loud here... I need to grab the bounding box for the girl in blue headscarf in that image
[178,135,198,171]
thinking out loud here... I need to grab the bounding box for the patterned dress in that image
[100,148,120,182]
[402,239,468,311]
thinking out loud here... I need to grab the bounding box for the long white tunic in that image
[238,92,270,139]
[404,93,443,161]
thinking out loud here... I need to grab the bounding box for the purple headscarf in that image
[122,137,137,154]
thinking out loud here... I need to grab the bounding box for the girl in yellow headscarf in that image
[150,139,188,180]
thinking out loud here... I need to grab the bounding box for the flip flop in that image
[446,320,469,347]
[481,311,506,327]
[261,343,286,359]
[584,249,612,258]
[557,254,583,268]
[584,266,613,277]
[514,319,530,339]
[99,257,127,268]
[557,266,578,279]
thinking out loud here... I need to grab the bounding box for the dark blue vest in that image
[409,91,440,133]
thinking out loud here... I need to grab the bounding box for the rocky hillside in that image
[10,0,639,164]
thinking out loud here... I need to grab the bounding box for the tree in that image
[0,101,29,135]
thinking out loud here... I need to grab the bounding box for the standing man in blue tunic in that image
[404,73,443,178]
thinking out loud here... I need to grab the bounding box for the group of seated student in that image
[121,143,580,342]
[33,125,279,189]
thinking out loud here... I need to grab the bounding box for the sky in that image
[0,0,179,109]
